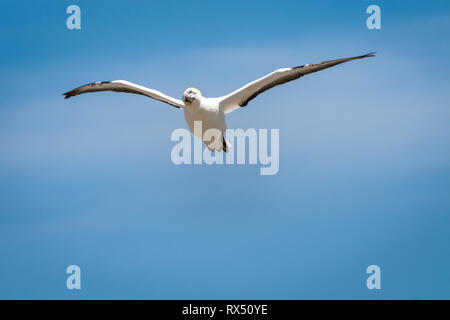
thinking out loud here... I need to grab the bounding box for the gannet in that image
[63,53,375,151]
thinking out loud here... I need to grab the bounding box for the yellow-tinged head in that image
[182,87,202,105]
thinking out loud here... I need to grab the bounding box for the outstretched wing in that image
[63,80,184,109]
[218,53,375,114]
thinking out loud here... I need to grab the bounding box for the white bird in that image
[64,53,374,152]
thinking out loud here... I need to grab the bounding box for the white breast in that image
[184,97,227,140]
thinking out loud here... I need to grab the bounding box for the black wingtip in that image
[364,52,376,58]
[63,91,74,99]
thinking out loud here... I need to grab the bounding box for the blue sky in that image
[0,0,449,299]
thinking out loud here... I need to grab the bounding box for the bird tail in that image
[222,137,231,153]
[205,135,230,152]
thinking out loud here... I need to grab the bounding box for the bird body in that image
[63,53,375,151]
[183,95,228,150]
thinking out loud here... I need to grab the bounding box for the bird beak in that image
[183,95,194,105]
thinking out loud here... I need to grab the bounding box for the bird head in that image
[182,88,202,106]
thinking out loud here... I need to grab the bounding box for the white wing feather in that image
[63,80,184,109]
[218,53,375,114]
